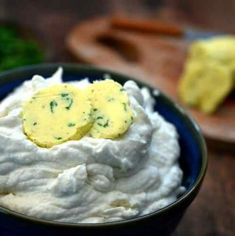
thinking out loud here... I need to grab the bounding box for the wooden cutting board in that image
[66,17,235,145]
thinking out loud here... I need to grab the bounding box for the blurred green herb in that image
[0,26,44,72]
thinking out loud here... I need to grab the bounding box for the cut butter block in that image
[179,61,234,113]
[190,36,235,66]
[88,79,134,139]
[22,84,93,147]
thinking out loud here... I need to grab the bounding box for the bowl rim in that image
[0,63,208,228]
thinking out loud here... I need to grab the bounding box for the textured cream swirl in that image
[0,68,184,223]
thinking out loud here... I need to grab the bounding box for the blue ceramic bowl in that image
[0,64,207,236]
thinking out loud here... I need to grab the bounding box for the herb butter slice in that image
[88,79,134,139]
[22,84,93,147]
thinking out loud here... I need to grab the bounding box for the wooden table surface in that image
[0,1,234,235]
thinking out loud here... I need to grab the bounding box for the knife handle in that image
[111,17,184,37]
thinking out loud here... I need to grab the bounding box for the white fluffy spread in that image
[0,68,184,223]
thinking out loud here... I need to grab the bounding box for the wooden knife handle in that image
[111,17,184,37]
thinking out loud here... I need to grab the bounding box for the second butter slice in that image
[88,79,134,139]
[22,84,93,148]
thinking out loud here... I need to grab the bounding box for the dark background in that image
[0,1,235,235]
[1,0,235,61]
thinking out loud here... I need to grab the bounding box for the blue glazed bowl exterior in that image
[0,64,207,236]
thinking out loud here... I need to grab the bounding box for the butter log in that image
[190,36,235,66]
[178,36,235,114]
[22,84,93,147]
[179,61,233,113]
[88,79,134,139]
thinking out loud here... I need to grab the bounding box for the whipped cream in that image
[0,68,185,223]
